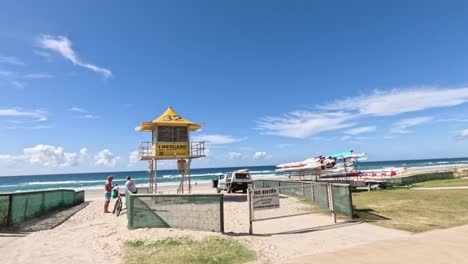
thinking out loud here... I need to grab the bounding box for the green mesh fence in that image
[127,193,224,232]
[331,184,353,217]
[0,195,9,225]
[0,189,85,226]
[74,191,85,205]
[385,171,455,186]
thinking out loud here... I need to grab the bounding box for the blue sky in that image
[0,0,468,176]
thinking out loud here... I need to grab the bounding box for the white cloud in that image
[436,117,468,123]
[276,143,294,149]
[192,134,245,144]
[320,88,468,116]
[0,71,13,77]
[227,152,242,160]
[129,150,139,165]
[204,148,212,157]
[456,129,468,140]
[0,70,52,89]
[345,126,376,135]
[0,144,87,167]
[340,135,351,141]
[0,56,24,66]
[79,148,89,157]
[257,111,354,138]
[34,50,52,60]
[80,114,100,119]
[69,107,100,119]
[253,151,267,159]
[31,125,51,129]
[38,35,112,78]
[94,149,120,167]
[70,107,87,113]
[0,108,47,122]
[391,117,432,134]
[10,81,25,89]
[22,73,53,79]
[24,145,80,167]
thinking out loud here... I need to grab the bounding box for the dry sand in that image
[0,184,408,264]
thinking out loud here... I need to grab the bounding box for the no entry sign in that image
[252,187,280,210]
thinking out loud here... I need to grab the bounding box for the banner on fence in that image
[252,187,280,210]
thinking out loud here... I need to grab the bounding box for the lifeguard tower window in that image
[157,126,188,142]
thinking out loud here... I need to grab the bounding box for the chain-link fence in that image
[0,189,85,226]
[126,192,224,232]
[251,183,331,222]
[249,180,353,234]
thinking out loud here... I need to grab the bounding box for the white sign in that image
[252,188,280,210]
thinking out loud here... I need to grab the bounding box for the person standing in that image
[125,176,138,194]
[104,175,114,213]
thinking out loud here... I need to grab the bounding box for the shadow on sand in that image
[1,202,90,233]
[224,221,363,237]
[354,208,391,222]
[223,194,247,203]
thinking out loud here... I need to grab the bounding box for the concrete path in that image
[412,186,468,190]
[287,224,468,264]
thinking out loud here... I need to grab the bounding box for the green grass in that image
[353,188,468,233]
[124,236,256,264]
[411,178,468,188]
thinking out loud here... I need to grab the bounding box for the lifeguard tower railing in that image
[138,141,206,160]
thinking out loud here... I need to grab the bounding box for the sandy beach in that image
[0,182,410,264]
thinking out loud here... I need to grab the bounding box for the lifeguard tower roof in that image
[135,106,203,132]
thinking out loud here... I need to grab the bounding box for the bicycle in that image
[112,186,125,216]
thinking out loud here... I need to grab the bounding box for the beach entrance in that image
[248,180,353,234]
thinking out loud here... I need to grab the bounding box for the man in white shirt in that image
[125,176,137,194]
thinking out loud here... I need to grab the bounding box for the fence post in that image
[301,182,304,197]
[41,192,45,214]
[248,188,253,235]
[348,185,354,217]
[7,194,13,226]
[325,184,329,209]
[312,183,316,202]
[129,194,134,229]
[220,194,224,233]
[329,184,336,223]
[23,196,29,222]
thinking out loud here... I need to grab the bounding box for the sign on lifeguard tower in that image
[156,143,188,157]
[135,106,205,193]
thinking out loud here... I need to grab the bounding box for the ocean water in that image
[0,157,467,193]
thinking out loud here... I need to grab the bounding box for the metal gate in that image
[248,181,341,234]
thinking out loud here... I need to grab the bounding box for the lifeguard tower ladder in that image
[135,106,205,193]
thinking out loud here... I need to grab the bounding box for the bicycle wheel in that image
[112,198,121,214]
[116,199,123,216]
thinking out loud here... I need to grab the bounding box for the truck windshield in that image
[236,173,249,179]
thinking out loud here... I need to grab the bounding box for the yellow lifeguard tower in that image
[135,106,205,193]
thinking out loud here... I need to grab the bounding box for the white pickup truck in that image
[212,169,253,193]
